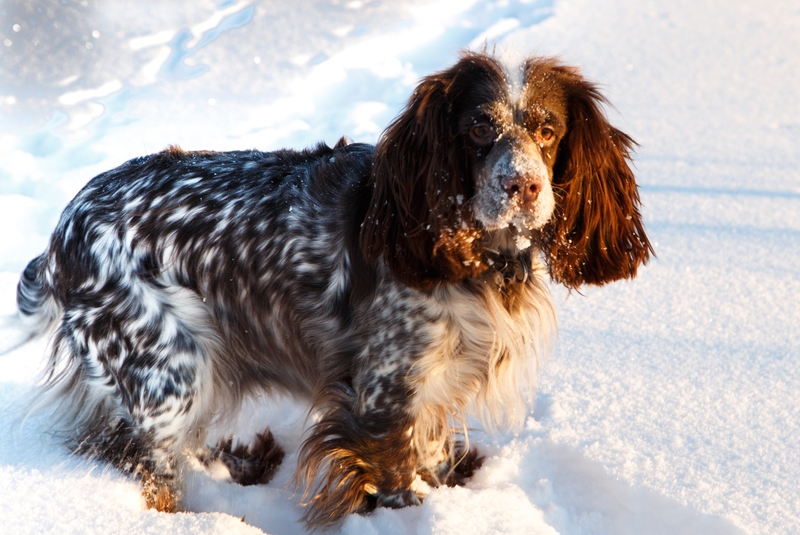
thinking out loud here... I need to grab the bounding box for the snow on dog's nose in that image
[501,170,543,206]
[473,134,555,234]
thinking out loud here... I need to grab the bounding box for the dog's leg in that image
[202,430,285,486]
[53,284,216,512]
[419,439,484,488]
[297,381,424,527]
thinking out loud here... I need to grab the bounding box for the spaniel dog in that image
[13,52,651,528]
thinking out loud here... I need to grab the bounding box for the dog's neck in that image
[476,248,534,312]
[483,249,531,286]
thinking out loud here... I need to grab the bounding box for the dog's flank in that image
[14,52,651,529]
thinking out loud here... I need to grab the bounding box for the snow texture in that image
[1,0,798,533]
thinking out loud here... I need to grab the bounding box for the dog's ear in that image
[544,67,653,288]
[360,56,498,289]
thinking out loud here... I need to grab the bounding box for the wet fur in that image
[13,52,652,529]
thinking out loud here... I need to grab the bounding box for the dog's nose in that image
[502,175,542,204]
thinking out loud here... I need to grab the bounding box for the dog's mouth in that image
[477,222,540,255]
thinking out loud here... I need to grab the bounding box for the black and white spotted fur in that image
[10,52,652,529]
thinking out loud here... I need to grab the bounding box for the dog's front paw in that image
[370,488,422,509]
[420,445,485,488]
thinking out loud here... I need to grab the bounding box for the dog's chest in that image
[406,276,551,416]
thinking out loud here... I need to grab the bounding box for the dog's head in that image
[360,52,652,290]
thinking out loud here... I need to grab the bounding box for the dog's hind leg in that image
[45,282,218,512]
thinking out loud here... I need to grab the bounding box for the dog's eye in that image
[470,124,495,144]
[540,126,555,141]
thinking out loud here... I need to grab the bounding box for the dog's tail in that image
[0,254,60,355]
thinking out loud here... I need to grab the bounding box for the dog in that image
[11,52,652,528]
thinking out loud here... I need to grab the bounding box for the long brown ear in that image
[545,68,653,288]
[360,56,499,289]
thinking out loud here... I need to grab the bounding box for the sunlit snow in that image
[1,0,799,534]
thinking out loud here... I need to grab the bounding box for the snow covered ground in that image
[1,0,798,533]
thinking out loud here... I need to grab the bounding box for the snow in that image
[1,0,798,533]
